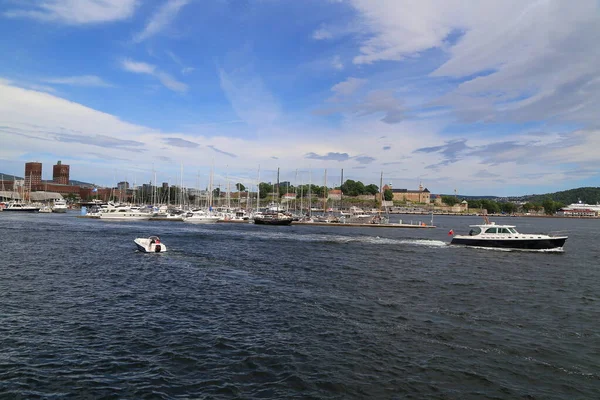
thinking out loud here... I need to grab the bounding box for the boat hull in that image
[253,218,293,226]
[450,237,567,250]
[4,207,39,212]
[184,217,220,224]
[100,214,152,220]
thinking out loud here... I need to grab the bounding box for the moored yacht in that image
[183,209,220,224]
[253,211,293,225]
[52,198,68,213]
[99,205,152,220]
[3,201,40,212]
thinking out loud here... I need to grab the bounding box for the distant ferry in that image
[558,201,600,217]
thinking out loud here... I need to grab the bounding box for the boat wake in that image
[179,225,448,247]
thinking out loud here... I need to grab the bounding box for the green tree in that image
[499,202,517,214]
[481,199,500,214]
[365,184,379,195]
[442,195,459,206]
[341,179,366,196]
[235,182,246,192]
[541,198,565,215]
[468,199,482,209]
[258,182,272,199]
[383,189,393,201]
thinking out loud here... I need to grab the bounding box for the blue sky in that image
[1,0,599,196]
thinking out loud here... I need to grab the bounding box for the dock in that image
[292,221,435,228]
[75,215,435,228]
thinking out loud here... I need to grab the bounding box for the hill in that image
[519,187,600,205]
[0,173,23,180]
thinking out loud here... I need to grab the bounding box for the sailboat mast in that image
[340,168,344,212]
[323,168,327,213]
[308,167,312,217]
[276,167,280,200]
[256,165,261,210]
[379,171,383,212]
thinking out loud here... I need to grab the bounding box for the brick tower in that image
[53,160,70,185]
[24,162,42,188]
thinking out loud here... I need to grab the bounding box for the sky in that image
[1,0,599,196]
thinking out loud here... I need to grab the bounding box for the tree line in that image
[442,196,565,215]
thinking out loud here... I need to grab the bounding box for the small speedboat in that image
[449,216,567,250]
[134,236,167,253]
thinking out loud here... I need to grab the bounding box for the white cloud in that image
[45,75,113,87]
[312,27,333,40]
[122,59,156,74]
[344,0,600,126]
[1,78,598,194]
[3,0,138,25]
[133,0,190,43]
[331,55,344,70]
[121,59,187,92]
[155,71,188,92]
[331,77,367,96]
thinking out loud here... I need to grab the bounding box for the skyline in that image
[1,0,599,196]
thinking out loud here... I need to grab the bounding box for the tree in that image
[383,189,393,201]
[258,182,272,199]
[365,184,379,195]
[341,179,364,196]
[541,198,564,215]
[481,199,500,214]
[442,195,459,206]
[235,182,246,192]
[499,202,517,214]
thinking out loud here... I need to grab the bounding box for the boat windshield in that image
[468,227,482,236]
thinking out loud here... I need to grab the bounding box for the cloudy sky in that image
[1,0,599,196]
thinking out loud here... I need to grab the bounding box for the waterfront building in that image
[52,161,70,185]
[25,162,42,188]
[328,189,342,200]
[386,183,431,204]
[117,181,129,191]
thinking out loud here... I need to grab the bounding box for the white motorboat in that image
[3,201,40,212]
[52,198,68,213]
[183,209,220,224]
[450,216,567,250]
[134,236,167,253]
[100,205,152,220]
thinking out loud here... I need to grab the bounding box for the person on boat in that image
[469,229,475,236]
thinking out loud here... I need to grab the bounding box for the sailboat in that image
[253,168,293,225]
[4,176,39,212]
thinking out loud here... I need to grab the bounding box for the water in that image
[1,212,599,399]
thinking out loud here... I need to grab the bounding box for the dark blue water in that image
[1,212,599,399]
